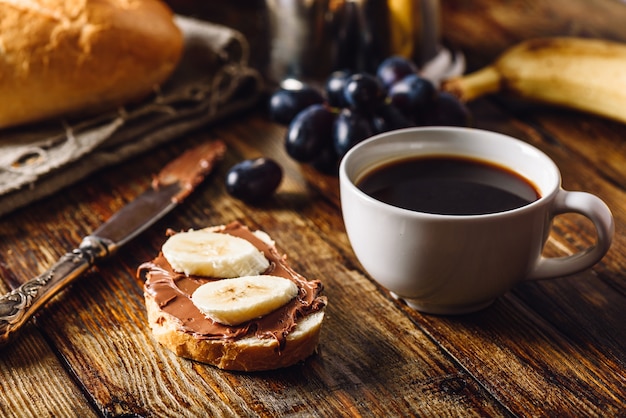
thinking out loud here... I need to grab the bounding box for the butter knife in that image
[0,140,226,347]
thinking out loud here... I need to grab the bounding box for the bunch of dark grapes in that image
[269,56,472,174]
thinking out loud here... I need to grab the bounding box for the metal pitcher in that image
[265,0,442,83]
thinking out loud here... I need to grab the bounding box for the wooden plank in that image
[440,0,626,70]
[0,326,97,417]
[397,99,626,415]
[0,2,624,416]
[205,112,626,415]
[1,99,624,417]
[408,296,626,417]
[0,183,108,417]
[0,129,511,416]
[241,97,626,415]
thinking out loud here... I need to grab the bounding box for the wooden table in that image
[1,2,626,417]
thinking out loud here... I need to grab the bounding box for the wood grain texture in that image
[1,1,626,416]
[440,0,626,70]
[2,102,624,416]
[7,127,511,417]
[0,325,97,418]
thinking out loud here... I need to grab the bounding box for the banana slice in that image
[191,275,299,326]
[162,229,269,278]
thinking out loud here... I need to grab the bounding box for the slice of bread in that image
[139,222,327,371]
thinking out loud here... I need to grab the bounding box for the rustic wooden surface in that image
[441,0,626,70]
[1,1,626,417]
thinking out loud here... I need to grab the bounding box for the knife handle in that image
[0,236,111,347]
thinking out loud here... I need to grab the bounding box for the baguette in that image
[0,0,183,129]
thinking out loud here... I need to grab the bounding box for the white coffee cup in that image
[339,127,614,315]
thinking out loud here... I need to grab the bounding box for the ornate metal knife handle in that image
[0,236,111,347]
[0,141,226,348]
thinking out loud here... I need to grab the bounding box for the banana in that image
[191,275,299,326]
[161,229,269,278]
[442,37,626,124]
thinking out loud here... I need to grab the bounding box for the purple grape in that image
[285,104,336,162]
[388,74,437,122]
[325,70,352,108]
[374,103,416,132]
[225,158,283,203]
[376,56,418,90]
[422,92,472,127]
[343,73,385,112]
[333,108,376,158]
[269,85,325,126]
[311,142,340,175]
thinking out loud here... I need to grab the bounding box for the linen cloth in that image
[0,16,264,217]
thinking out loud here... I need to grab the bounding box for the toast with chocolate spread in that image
[138,221,327,371]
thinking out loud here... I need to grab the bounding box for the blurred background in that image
[164,0,626,82]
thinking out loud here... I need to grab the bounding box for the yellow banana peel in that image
[442,37,626,124]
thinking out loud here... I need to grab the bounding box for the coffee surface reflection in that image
[356,156,540,215]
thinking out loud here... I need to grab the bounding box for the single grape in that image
[333,108,376,158]
[325,70,352,108]
[422,91,472,127]
[374,103,416,132]
[388,74,437,122]
[376,56,418,90]
[225,158,283,203]
[311,141,340,175]
[269,84,325,126]
[285,104,336,162]
[343,73,385,112]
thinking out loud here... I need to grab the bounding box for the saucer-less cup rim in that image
[339,126,560,220]
[339,126,614,314]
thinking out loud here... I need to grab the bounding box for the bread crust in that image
[0,0,183,128]
[145,294,325,371]
[141,222,327,371]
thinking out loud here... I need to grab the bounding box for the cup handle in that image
[526,190,614,281]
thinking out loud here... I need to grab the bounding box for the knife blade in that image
[0,140,226,347]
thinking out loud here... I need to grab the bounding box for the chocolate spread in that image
[152,140,226,203]
[138,221,326,348]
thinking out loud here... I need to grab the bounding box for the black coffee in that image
[357,156,540,215]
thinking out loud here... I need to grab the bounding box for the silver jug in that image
[265,0,442,83]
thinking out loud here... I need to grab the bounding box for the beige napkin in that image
[0,16,264,217]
